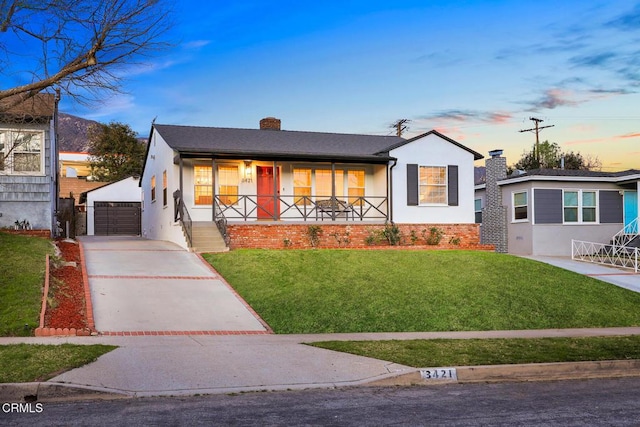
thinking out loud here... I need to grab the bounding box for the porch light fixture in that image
[243,160,253,182]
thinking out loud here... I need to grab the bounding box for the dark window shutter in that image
[600,190,623,223]
[447,165,458,206]
[407,164,418,206]
[533,189,562,224]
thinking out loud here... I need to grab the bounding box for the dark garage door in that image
[94,202,141,235]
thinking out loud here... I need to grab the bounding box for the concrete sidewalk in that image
[525,256,640,293]
[2,327,640,401]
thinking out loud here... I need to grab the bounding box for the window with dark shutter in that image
[407,164,418,206]
[447,165,458,206]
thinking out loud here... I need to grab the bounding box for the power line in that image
[519,117,554,164]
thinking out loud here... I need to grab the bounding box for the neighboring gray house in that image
[0,94,59,235]
[476,150,640,256]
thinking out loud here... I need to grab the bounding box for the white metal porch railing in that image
[612,217,639,247]
[572,239,639,273]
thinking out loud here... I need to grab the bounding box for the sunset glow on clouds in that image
[42,1,639,171]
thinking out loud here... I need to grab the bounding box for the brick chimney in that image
[260,117,281,130]
[481,149,508,253]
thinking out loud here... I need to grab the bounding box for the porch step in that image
[611,234,640,248]
[189,221,228,253]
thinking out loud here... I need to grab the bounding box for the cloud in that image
[618,132,640,139]
[183,40,212,50]
[81,94,136,119]
[589,88,633,95]
[565,132,640,146]
[412,50,462,67]
[417,109,513,124]
[570,52,617,68]
[526,89,581,111]
[607,4,640,30]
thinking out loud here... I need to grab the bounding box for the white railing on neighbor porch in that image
[572,239,639,273]
[612,218,639,247]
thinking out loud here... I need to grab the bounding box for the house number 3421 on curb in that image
[420,368,457,380]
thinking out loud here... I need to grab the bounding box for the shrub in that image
[424,227,444,245]
[307,225,322,248]
[383,222,402,246]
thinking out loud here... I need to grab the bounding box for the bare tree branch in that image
[0,0,172,110]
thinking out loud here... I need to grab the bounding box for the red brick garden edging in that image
[34,241,96,337]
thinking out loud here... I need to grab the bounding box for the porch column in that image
[331,162,336,220]
[211,158,216,221]
[386,162,391,222]
[179,156,184,206]
[174,155,183,222]
[273,160,278,220]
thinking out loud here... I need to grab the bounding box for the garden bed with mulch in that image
[36,239,93,336]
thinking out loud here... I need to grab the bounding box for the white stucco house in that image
[140,117,484,251]
[84,176,142,235]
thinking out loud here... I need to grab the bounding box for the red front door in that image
[257,166,280,219]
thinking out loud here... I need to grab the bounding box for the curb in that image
[366,359,640,387]
[0,382,129,403]
[3,360,640,403]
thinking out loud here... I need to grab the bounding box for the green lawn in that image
[310,336,640,367]
[0,344,117,383]
[0,232,53,336]
[203,249,640,334]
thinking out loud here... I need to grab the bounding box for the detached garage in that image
[94,201,141,235]
[85,177,142,236]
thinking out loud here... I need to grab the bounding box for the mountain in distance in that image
[57,113,99,152]
[57,113,147,152]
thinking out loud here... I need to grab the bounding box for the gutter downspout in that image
[52,89,60,237]
[388,159,397,222]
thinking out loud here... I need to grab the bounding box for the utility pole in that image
[519,117,554,165]
[391,119,410,137]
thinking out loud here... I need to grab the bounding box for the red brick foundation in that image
[227,223,493,250]
[2,229,50,238]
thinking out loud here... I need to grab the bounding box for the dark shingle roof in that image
[501,168,640,183]
[0,93,55,123]
[383,130,484,160]
[153,124,404,163]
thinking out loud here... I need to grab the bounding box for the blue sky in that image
[59,0,639,170]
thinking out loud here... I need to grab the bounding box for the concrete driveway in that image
[78,236,268,334]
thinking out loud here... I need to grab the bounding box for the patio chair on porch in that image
[316,199,354,221]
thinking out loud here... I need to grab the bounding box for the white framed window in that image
[563,190,597,223]
[348,170,365,206]
[474,198,482,224]
[419,166,447,204]
[293,168,312,205]
[194,165,212,205]
[315,169,344,199]
[0,129,45,174]
[218,165,239,205]
[512,191,528,221]
[162,170,168,207]
[151,175,156,202]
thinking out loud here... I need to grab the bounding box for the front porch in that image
[215,194,388,222]
[174,157,391,224]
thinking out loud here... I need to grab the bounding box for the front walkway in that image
[525,256,640,293]
[78,236,268,334]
